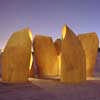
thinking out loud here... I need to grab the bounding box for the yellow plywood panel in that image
[61,25,86,83]
[1,28,33,83]
[78,33,99,77]
[33,35,59,78]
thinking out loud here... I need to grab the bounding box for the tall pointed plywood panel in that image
[33,35,58,78]
[61,25,86,83]
[78,33,99,77]
[1,28,33,83]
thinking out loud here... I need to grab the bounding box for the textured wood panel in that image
[33,35,59,78]
[1,28,33,83]
[61,25,86,83]
[78,33,99,77]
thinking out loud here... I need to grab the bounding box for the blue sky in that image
[0,0,100,48]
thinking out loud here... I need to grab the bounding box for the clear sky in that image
[0,0,100,49]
